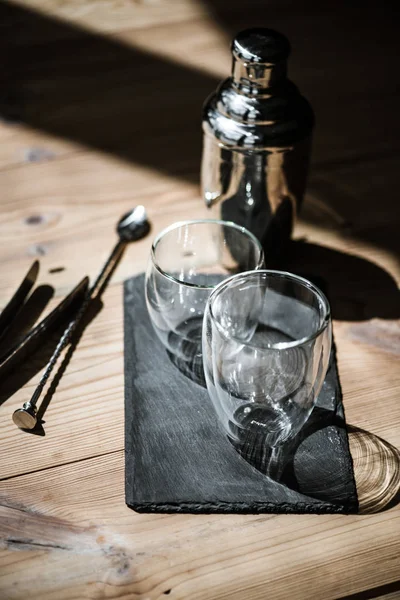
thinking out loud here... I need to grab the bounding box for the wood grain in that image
[1,452,399,599]
[0,0,400,598]
[2,0,210,40]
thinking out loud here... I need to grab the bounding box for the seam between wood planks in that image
[0,448,123,482]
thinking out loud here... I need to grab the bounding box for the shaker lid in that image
[232,28,291,64]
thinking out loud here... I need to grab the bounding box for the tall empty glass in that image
[145,220,264,376]
[203,270,332,448]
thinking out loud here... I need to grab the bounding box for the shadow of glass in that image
[165,317,206,388]
[231,414,400,514]
[231,406,357,507]
[167,350,206,388]
[348,425,400,514]
[272,240,400,321]
[304,174,400,273]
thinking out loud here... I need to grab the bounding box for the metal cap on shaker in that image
[231,28,290,90]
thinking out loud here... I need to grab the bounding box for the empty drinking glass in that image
[145,220,264,379]
[203,270,332,448]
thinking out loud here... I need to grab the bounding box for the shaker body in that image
[201,134,312,258]
[201,28,314,260]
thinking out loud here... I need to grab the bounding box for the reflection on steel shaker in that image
[201,28,314,261]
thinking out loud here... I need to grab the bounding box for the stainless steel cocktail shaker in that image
[201,28,314,261]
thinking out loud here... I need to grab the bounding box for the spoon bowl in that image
[117,205,150,242]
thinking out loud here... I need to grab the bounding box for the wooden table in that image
[1,1,399,598]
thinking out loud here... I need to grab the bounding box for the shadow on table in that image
[0,284,55,408]
[0,0,219,184]
[158,234,399,512]
[2,1,400,253]
[168,351,206,388]
[0,293,102,435]
[0,231,129,435]
[164,328,400,514]
[204,0,400,267]
[165,324,400,513]
[271,240,400,321]
[337,579,400,600]
[165,238,400,393]
[232,414,400,514]
[348,425,400,514]
[0,284,54,360]
[231,406,355,508]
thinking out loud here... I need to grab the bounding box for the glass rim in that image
[150,219,264,290]
[208,269,331,350]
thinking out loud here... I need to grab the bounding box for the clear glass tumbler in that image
[203,270,332,448]
[145,220,264,375]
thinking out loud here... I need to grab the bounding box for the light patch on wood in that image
[347,320,400,356]
[0,500,97,553]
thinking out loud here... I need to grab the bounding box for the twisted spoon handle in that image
[29,239,124,408]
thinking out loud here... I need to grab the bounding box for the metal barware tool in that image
[12,206,150,429]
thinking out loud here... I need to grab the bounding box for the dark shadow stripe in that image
[337,580,400,600]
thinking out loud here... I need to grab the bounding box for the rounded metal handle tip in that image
[12,403,37,430]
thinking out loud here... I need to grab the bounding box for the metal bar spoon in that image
[13,205,150,429]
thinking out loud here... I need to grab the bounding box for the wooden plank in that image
[1,452,399,600]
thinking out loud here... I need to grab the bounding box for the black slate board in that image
[124,274,358,514]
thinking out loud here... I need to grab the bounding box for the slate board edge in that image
[330,338,360,513]
[124,277,139,509]
[127,501,356,515]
